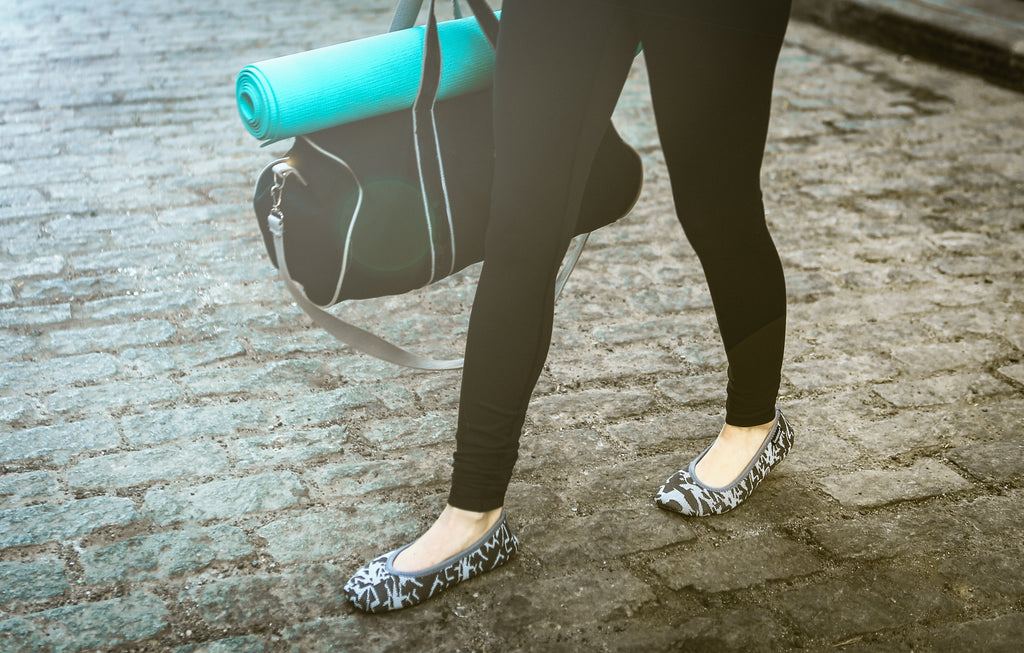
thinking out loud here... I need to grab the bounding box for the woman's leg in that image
[637,0,792,485]
[394,0,639,570]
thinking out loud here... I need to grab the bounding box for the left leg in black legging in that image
[636,1,791,428]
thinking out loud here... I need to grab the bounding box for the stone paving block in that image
[182,359,325,397]
[529,389,656,427]
[69,250,180,276]
[309,450,444,498]
[781,421,863,473]
[0,470,61,509]
[168,338,247,368]
[873,373,1011,408]
[231,425,347,468]
[923,309,1023,344]
[45,319,176,355]
[550,349,692,386]
[0,305,70,329]
[1,418,120,463]
[649,534,820,592]
[16,274,137,304]
[998,362,1024,386]
[0,496,138,548]
[0,254,64,280]
[605,410,723,450]
[121,402,265,446]
[890,339,1006,376]
[46,377,181,415]
[81,523,252,584]
[784,354,897,391]
[0,333,34,359]
[66,440,230,489]
[278,616,374,653]
[185,564,350,630]
[0,395,35,425]
[938,548,1024,607]
[781,569,960,642]
[629,286,714,314]
[270,386,390,426]
[673,342,729,369]
[0,352,119,391]
[947,438,1024,483]
[257,503,415,565]
[142,471,304,525]
[73,288,194,321]
[838,404,993,456]
[808,504,969,560]
[0,592,168,653]
[0,559,68,606]
[593,317,707,345]
[360,414,453,451]
[922,612,1024,653]
[961,490,1024,540]
[655,373,727,407]
[601,608,788,653]
[818,459,972,508]
[175,635,271,653]
[525,507,696,563]
[499,567,655,627]
[517,426,617,473]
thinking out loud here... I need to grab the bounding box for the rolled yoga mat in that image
[236,13,498,144]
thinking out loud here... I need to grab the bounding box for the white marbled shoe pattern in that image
[655,408,794,516]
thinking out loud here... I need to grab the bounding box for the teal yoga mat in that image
[237,13,498,144]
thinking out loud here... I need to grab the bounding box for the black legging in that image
[450,0,792,511]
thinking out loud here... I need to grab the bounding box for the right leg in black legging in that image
[448,0,639,511]
[393,0,639,573]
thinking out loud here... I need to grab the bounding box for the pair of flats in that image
[344,408,794,613]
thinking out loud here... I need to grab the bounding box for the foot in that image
[655,408,794,516]
[693,418,777,488]
[392,504,504,572]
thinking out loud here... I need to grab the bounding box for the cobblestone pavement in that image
[2,0,1023,651]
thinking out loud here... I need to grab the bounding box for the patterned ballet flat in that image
[655,408,794,516]
[343,511,519,613]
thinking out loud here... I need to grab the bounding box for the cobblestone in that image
[45,319,176,355]
[0,559,68,607]
[0,496,138,549]
[65,440,230,489]
[2,0,1023,650]
[649,534,821,592]
[0,593,168,653]
[817,458,973,507]
[781,569,959,642]
[947,438,1024,483]
[257,503,416,565]
[1,419,120,464]
[142,472,305,525]
[121,402,265,447]
[80,524,252,584]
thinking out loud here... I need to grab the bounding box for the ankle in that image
[720,419,775,443]
[441,505,503,530]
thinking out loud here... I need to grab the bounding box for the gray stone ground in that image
[1,0,1023,651]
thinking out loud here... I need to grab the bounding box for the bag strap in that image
[268,159,589,371]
